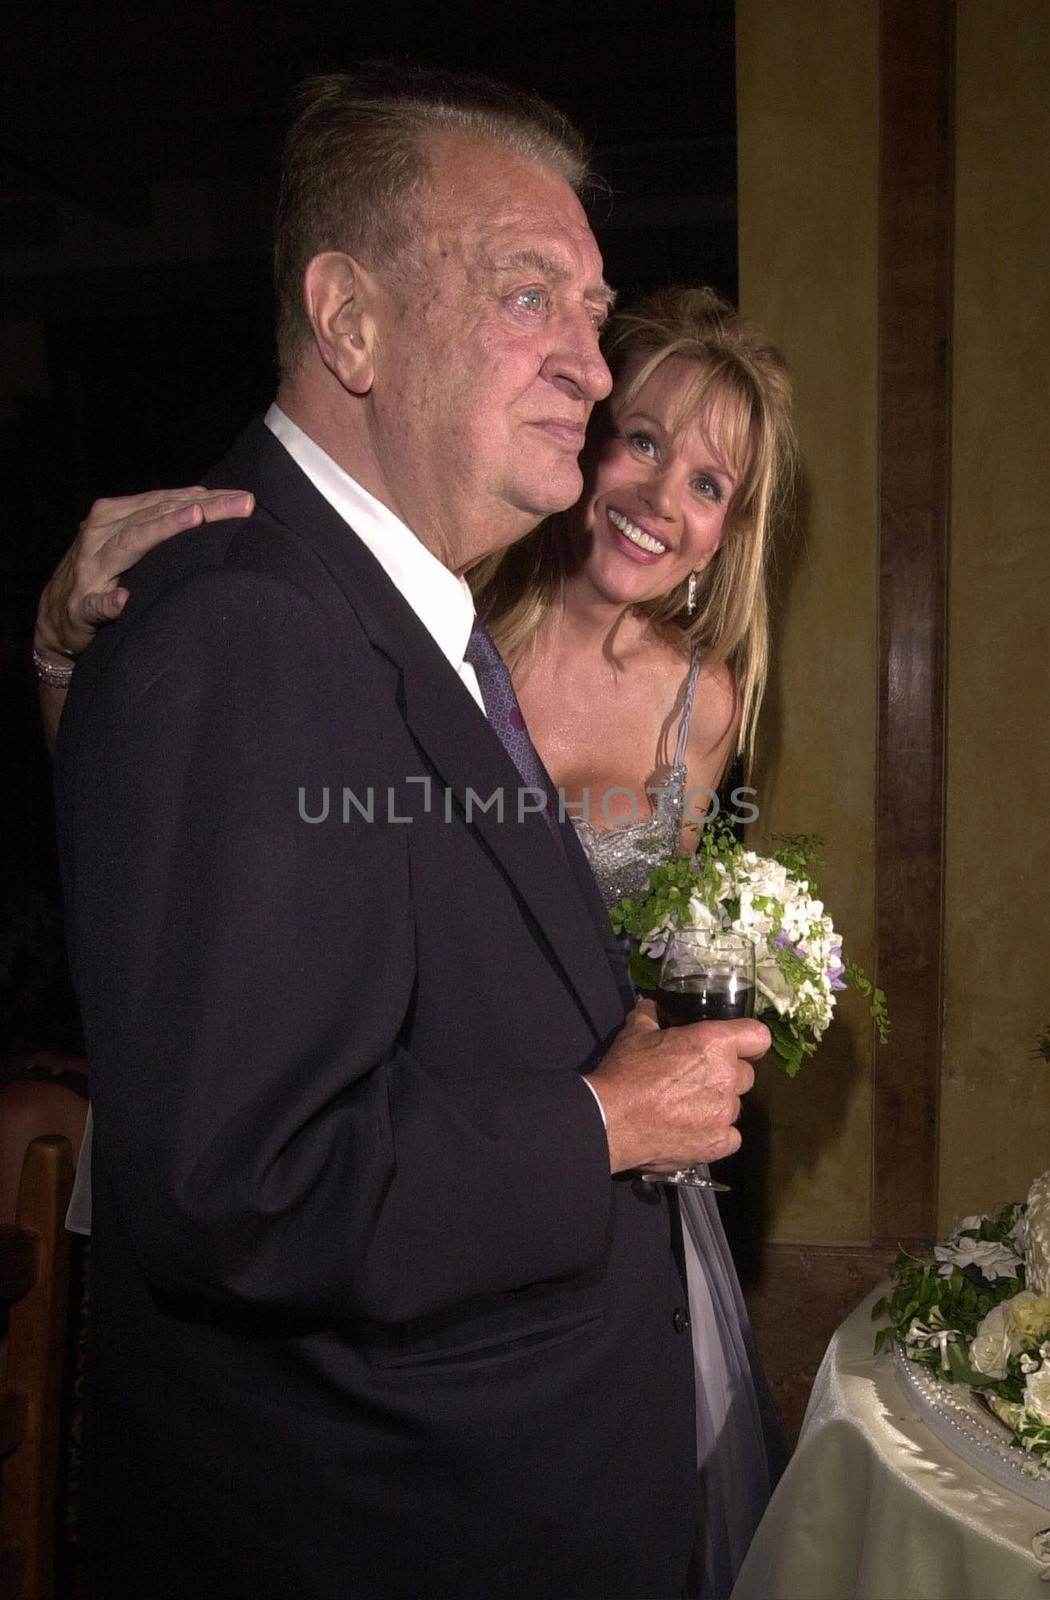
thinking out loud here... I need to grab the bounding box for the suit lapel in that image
[209,420,626,1040]
[558,818,636,1012]
[396,652,627,1036]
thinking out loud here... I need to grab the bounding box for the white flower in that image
[777,901,811,942]
[970,1302,1013,1379]
[934,1237,1023,1281]
[738,855,787,897]
[1024,1364,1050,1426]
[970,1288,1050,1388]
[755,956,794,1016]
[949,1215,986,1240]
[683,894,724,932]
[1006,1290,1050,1341]
[638,915,674,961]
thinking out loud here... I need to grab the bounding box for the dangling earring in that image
[687,569,699,616]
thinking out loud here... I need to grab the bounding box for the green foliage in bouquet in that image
[609,848,717,995]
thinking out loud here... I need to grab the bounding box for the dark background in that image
[2,0,738,1059]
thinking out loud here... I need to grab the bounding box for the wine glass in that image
[642,926,756,1191]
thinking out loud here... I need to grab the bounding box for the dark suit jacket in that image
[55,419,695,1599]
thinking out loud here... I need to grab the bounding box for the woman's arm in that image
[34,488,253,751]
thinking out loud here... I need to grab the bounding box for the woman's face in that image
[572,355,743,608]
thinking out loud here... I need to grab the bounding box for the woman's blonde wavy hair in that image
[470,285,796,766]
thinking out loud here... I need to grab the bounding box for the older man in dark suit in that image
[53,65,766,1599]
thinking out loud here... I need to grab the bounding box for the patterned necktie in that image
[464,621,561,837]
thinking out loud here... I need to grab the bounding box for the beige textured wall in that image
[736,0,879,1243]
[940,1,1050,1226]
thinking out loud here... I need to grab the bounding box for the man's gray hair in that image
[273,62,592,377]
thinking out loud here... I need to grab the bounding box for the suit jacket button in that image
[672,1306,690,1335]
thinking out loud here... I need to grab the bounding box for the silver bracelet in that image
[32,647,75,687]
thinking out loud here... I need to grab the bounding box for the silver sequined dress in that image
[571,645,702,906]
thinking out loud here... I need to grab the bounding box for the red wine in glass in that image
[656,975,757,1028]
[643,928,756,1191]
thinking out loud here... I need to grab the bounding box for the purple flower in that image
[826,945,847,991]
[773,931,792,950]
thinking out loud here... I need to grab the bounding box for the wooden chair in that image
[0,1135,75,1600]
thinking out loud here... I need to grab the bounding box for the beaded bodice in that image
[572,648,702,908]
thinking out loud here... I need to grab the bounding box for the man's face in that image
[366,130,613,572]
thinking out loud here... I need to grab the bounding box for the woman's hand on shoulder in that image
[34,487,254,661]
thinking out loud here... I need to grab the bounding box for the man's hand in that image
[585,1002,769,1176]
[34,487,254,662]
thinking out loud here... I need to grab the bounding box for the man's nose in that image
[543,310,613,403]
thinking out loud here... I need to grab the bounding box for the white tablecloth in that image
[730,1287,1049,1600]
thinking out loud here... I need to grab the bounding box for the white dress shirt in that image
[265,405,484,712]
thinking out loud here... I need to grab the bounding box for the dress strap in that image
[672,645,703,769]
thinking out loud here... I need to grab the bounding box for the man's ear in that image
[302,252,378,395]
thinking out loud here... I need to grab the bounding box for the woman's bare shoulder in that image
[685,657,741,788]
[693,656,738,722]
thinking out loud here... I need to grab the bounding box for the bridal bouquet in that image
[608,819,888,1077]
[874,1170,1050,1469]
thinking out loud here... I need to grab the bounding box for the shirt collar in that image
[264,404,476,677]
